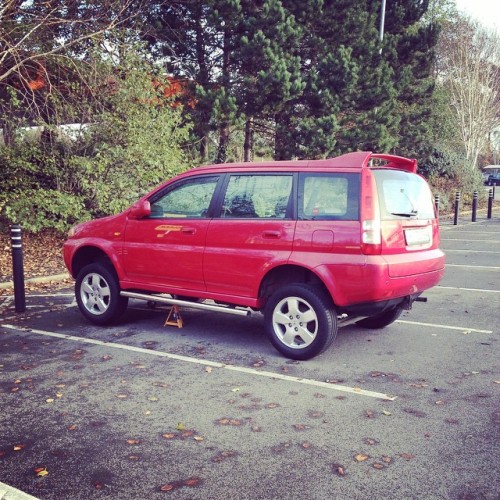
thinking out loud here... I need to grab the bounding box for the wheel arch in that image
[71,245,119,280]
[258,264,334,308]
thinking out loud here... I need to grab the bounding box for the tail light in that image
[361,170,382,255]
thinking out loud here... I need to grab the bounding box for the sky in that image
[454,0,500,32]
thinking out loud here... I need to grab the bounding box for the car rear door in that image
[203,173,295,299]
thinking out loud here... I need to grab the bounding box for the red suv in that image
[63,152,445,359]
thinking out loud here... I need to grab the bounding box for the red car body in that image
[64,151,445,359]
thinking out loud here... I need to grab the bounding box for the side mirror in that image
[129,200,151,219]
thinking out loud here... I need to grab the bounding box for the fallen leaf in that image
[67,425,77,431]
[162,433,175,439]
[46,398,54,403]
[205,367,213,373]
[332,463,346,476]
[398,453,416,460]
[184,477,202,487]
[373,463,384,470]
[193,435,204,442]
[13,444,25,451]
[160,484,175,492]
[176,422,186,430]
[127,439,140,445]
[148,396,158,402]
[354,453,369,462]
[382,409,392,416]
[34,467,48,477]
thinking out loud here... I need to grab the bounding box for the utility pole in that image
[379,0,386,54]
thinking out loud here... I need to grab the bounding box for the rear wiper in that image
[391,211,418,218]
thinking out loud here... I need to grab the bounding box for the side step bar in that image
[120,291,251,317]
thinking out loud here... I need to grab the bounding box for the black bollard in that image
[10,224,26,313]
[453,191,460,225]
[471,190,478,222]
[487,188,493,219]
[434,194,440,218]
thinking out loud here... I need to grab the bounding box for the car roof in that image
[186,152,418,175]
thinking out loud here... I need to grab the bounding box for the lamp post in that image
[379,0,386,53]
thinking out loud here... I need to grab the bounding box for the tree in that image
[0,47,192,232]
[274,0,439,160]
[436,16,500,169]
[0,0,145,141]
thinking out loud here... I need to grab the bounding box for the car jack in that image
[164,305,183,328]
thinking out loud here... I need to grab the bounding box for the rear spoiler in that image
[309,151,418,173]
[369,153,418,173]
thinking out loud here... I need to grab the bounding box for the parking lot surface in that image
[1,218,499,499]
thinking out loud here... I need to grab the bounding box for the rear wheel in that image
[264,284,337,360]
[356,307,403,329]
[75,263,128,325]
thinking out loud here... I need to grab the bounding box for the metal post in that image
[10,224,26,313]
[471,190,478,222]
[487,188,493,219]
[434,194,440,218]
[453,191,460,225]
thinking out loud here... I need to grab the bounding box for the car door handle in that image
[262,230,281,239]
[181,227,196,234]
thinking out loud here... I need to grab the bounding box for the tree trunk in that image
[216,124,230,163]
[275,110,291,160]
[244,116,254,162]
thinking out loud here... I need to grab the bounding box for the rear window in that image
[298,173,360,220]
[373,170,435,220]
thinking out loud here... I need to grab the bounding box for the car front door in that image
[122,175,220,292]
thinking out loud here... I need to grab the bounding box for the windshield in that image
[373,169,435,220]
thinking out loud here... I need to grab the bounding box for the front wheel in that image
[264,284,337,360]
[356,307,403,329]
[75,263,128,325]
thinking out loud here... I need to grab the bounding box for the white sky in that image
[454,0,500,32]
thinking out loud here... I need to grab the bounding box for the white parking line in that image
[441,239,500,243]
[445,264,500,270]
[442,231,499,234]
[0,324,396,401]
[443,249,500,254]
[438,285,500,293]
[397,320,493,334]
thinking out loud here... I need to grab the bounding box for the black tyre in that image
[75,263,128,325]
[264,284,337,360]
[356,307,403,329]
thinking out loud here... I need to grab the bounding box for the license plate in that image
[405,227,431,246]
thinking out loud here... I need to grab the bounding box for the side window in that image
[299,173,359,220]
[221,175,293,219]
[149,176,219,219]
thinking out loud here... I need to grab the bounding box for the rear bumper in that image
[316,249,445,307]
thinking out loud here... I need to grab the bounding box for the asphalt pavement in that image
[0,216,499,500]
